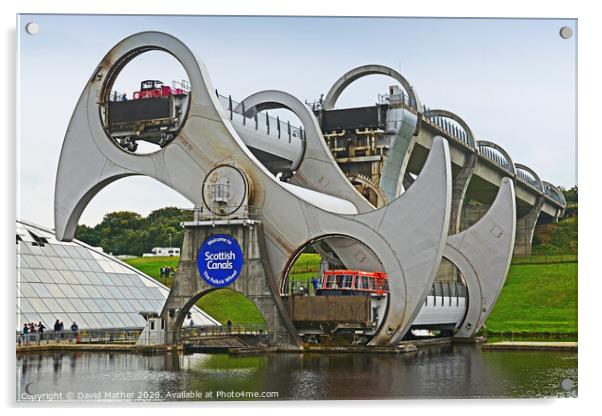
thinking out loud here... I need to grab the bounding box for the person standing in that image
[37,321,46,343]
[70,322,78,343]
[311,277,319,295]
[22,323,29,345]
[53,319,60,340]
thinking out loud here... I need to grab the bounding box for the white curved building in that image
[16,220,219,331]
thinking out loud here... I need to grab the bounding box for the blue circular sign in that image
[197,234,244,287]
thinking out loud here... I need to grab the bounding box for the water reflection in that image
[16,345,577,401]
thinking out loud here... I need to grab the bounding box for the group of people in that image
[159,266,175,280]
[53,319,79,333]
[19,319,79,345]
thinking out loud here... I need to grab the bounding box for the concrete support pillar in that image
[513,197,544,257]
[435,153,476,283]
[460,204,490,231]
[449,153,477,235]
[161,222,302,348]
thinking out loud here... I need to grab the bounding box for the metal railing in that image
[216,91,305,144]
[109,90,128,102]
[543,182,566,206]
[190,204,262,222]
[16,325,284,347]
[511,254,576,265]
[422,108,474,149]
[16,328,143,346]
[172,79,191,93]
[477,143,515,175]
[377,90,417,108]
[516,167,544,193]
[180,323,267,339]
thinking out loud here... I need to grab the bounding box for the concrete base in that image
[161,222,302,349]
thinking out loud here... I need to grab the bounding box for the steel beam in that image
[54,32,452,346]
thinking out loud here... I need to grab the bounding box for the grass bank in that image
[123,256,265,325]
[532,216,577,256]
[482,262,577,335]
[125,254,577,334]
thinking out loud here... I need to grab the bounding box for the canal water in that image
[16,344,577,402]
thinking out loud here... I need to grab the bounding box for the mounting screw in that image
[561,378,574,391]
[559,26,573,39]
[25,22,39,35]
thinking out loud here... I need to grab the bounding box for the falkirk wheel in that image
[54,32,516,348]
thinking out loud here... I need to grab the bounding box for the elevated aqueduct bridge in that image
[218,64,566,257]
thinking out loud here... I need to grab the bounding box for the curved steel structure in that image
[446,178,516,337]
[322,64,421,111]
[234,90,373,213]
[53,32,566,345]
[423,109,477,150]
[477,140,516,177]
[543,181,567,207]
[260,90,516,337]
[515,163,545,194]
[54,32,453,346]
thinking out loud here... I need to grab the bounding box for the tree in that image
[74,224,102,248]
[74,208,190,256]
[561,186,578,205]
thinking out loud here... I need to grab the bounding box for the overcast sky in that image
[17,15,576,227]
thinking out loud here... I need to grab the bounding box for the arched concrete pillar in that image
[423,110,478,235]
[513,164,545,257]
[513,196,544,257]
[449,152,478,235]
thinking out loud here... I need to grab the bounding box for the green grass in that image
[123,256,265,325]
[532,216,578,256]
[125,253,578,334]
[483,262,578,334]
[289,253,321,274]
[196,289,265,326]
[123,256,179,280]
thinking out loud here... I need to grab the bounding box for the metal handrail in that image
[216,92,305,144]
[422,109,474,150]
[16,328,144,346]
[516,167,544,194]
[477,143,514,175]
[543,182,567,207]
[190,204,262,222]
[180,323,267,339]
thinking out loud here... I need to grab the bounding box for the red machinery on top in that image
[316,270,389,296]
[133,80,186,100]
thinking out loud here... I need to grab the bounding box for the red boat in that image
[315,270,389,296]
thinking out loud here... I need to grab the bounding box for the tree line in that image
[76,185,576,257]
[75,207,193,256]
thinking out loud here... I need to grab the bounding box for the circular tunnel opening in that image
[282,236,388,346]
[174,288,268,346]
[408,258,469,339]
[99,50,191,155]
